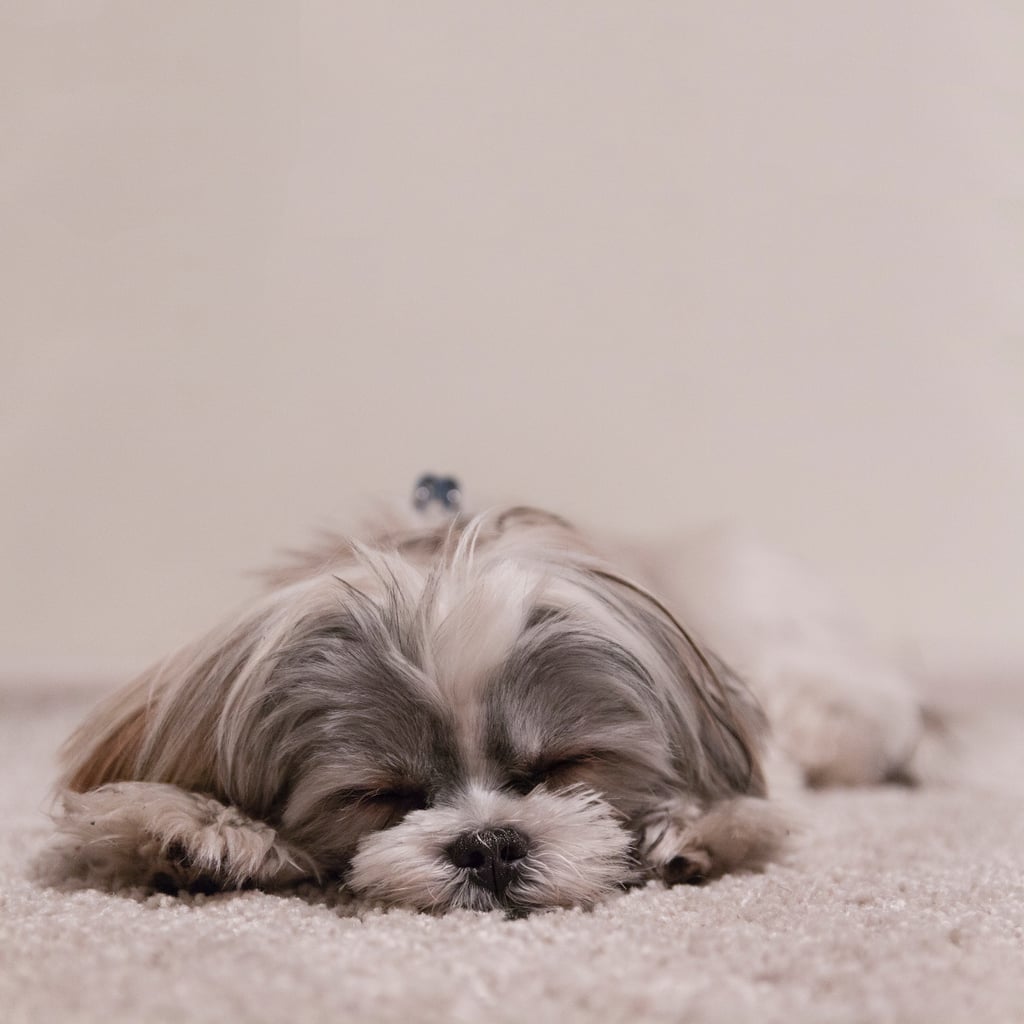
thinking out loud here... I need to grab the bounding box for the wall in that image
[2,2,1021,679]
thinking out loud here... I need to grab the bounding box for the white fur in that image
[348,785,635,912]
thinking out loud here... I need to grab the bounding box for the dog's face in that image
[59,511,768,912]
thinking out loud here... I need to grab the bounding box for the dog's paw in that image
[41,782,312,893]
[640,796,791,886]
[757,661,924,787]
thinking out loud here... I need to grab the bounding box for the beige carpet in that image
[2,680,1022,1024]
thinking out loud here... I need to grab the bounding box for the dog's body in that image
[48,504,924,913]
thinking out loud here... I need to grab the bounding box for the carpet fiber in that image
[2,681,1022,1024]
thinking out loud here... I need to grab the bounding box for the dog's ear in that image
[58,573,365,814]
[62,684,151,792]
[59,601,277,800]
[685,646,768,797]
[59,647,225,797]
[590,568,768,799]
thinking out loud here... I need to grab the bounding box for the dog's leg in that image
[648,529,926,786]
[639,796,791,886]
[43,782,313,893]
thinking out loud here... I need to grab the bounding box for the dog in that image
[46,489,925,913]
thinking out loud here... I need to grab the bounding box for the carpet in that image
[1,679,1022,1024]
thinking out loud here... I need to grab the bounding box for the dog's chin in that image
[346,784,638,914]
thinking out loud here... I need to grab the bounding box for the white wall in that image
[2,2,1022,679]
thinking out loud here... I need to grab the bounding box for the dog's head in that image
[62,509,766,913]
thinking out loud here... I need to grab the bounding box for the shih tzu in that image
[46,480,925,914]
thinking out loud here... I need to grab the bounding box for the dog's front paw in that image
[640,797,790,886]
[146,795,301,892]
[657,852,711,887]
[42,782,311,893]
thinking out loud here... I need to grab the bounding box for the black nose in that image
[447,827,530,896]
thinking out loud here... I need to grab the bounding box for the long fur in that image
[46,506,922,911]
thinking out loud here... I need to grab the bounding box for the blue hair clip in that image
[413,474,462,514]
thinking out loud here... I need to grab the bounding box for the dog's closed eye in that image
[349,786,430,816]
[509,755,596,794]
